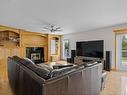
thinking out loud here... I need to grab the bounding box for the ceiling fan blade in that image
[43,27,50,30]
[55,30,62,32]
[56,27,61,30]
[41,29,49,32]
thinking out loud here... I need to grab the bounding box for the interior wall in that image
[62,23,127,69]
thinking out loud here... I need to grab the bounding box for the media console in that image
[74,56,102,63]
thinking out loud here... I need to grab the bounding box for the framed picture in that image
[63,39,70,59]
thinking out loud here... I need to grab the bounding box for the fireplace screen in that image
[31,53,41,61]
[26,47,44,64]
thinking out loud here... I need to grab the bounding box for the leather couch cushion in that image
[50,65,84,77]
[50,67,74,77]
[13,56,51,79]
[13,56,31,65]
[37,64,53,71]
[24,58,35,64]
[26,63,51,79]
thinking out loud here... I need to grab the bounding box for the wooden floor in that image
[100,71,127,95]
[0,71,127,95]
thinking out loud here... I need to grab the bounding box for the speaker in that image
[105,51,111,71]
[67,58,71,63]
[71,50,76,63]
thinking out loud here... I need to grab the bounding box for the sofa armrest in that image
[43,76,68,95]
[18,65,46,95]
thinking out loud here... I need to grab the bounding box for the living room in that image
[0,0,127,95]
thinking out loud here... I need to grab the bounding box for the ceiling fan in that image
[43,25,62,33]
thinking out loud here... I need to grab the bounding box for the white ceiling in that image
[1,0,127,34]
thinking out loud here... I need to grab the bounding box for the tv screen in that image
[76,40,104,58]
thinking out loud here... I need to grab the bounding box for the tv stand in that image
[74,56,102,64]
[83,59,92,62]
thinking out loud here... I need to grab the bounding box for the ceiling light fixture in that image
[43,25,62,33]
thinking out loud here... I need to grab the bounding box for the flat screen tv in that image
[76,40,104,58]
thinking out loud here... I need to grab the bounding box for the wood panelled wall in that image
[20,30,48,61]
[0,25,61,80]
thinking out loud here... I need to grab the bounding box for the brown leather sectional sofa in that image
[8,56,102,95]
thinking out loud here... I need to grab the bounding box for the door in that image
[116,34,127,71]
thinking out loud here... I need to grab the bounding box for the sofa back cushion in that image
[13,56,52,79]
[23,58,35,64]
[50,65,84,78]
[37,64,53,71]
[50,67,73,77]
[13,56,31,65]
[26,63,51,79]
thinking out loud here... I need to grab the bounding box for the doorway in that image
[116,34,127,71]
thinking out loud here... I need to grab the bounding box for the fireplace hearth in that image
[26,47,44,64]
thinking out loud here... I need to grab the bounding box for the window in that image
[122,35,127,64]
